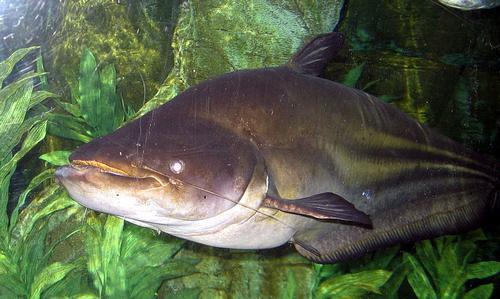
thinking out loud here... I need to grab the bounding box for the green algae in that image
[48,0,175,110]
[0,47,72,299]
[139,0,344,115]
[158,244,318,298]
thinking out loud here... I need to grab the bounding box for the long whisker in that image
[141,165,297,230]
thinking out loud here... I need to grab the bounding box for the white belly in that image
[166,208,296,249]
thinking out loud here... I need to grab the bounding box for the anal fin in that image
[262,192,372,227]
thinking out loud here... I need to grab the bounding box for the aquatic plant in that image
[0,46,76,298]
[404,231,500,299]
[48,48,127,144]
[315,265,391,299]
[341,63,401,102]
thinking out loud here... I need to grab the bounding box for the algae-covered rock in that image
[48,0,176,109]
[139,0,345,114]
[158,244,318,299]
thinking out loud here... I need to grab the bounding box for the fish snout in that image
[54,166,73,185]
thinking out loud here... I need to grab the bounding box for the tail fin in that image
[292,186,493,264]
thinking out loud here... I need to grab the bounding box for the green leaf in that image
[404,253,437,299]
[0,113,45,166]
[98,64,122,136]
[53,99,82,117]
[0,72,48,116]
[48,113,93,142]
[377,263,409,299]
[14,185,75,240]
[315,269,391,299]
[78,49,100,127]
[29,262,77,299]
[0,46,39,87]
[316,264,343,280]
[466,261,500,280]
[463,284,494,299]
[0,79,33,151]
[39,151,71,166]
[362,79,380,91]
[86,215,127,298]
[378,95,402,103]
[47,123,92,143]
[9,169,55,233]
[0,273,26,297]
[35,52,48,90]
[29,90,59,110]
[342,63,365,88]
[415,240,439,287]
[0,120,47,180]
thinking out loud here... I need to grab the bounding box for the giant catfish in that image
[55,33,498,263]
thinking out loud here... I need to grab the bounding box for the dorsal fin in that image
[288,32,344,76]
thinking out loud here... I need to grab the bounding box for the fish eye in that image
[169,159,185,174]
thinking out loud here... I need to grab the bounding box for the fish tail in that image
[292,181,495,264]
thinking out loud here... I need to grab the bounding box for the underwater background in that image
[0,0,499,298]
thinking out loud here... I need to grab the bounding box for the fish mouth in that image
[70,159,131,176]
[55,159,165,188]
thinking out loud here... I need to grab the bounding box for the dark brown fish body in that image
[55,33,498,263]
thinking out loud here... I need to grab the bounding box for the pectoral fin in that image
[262,192,372,227]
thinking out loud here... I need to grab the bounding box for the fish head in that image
[55,113,264,225]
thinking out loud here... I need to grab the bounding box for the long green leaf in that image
[0,120,47,178]
[0,168,13,238]
[53,98,82,117]
[29,262,77,299]
[463,284,494,299]
[35,52,48,90]
[47,123,92,143]
[0,46,39,87]
[342,63,365,88]
[86,215,127,298]
[404,253,437,299]
[0,113,44,163]
[315,269,391,299]
[98,64,121,136]
[415,240,439,288]
[14,185,75,241]
[0,72,47,115]
[9,169,55,233]
[28,90,59,110]
[466,261,500,280]
[102,216,126,297]
[39,151,71,166]
[0,273,27,297]
[0,80,33,156]
[48,113,93,142]
[377,263,409,299]
[78,49,100,127]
